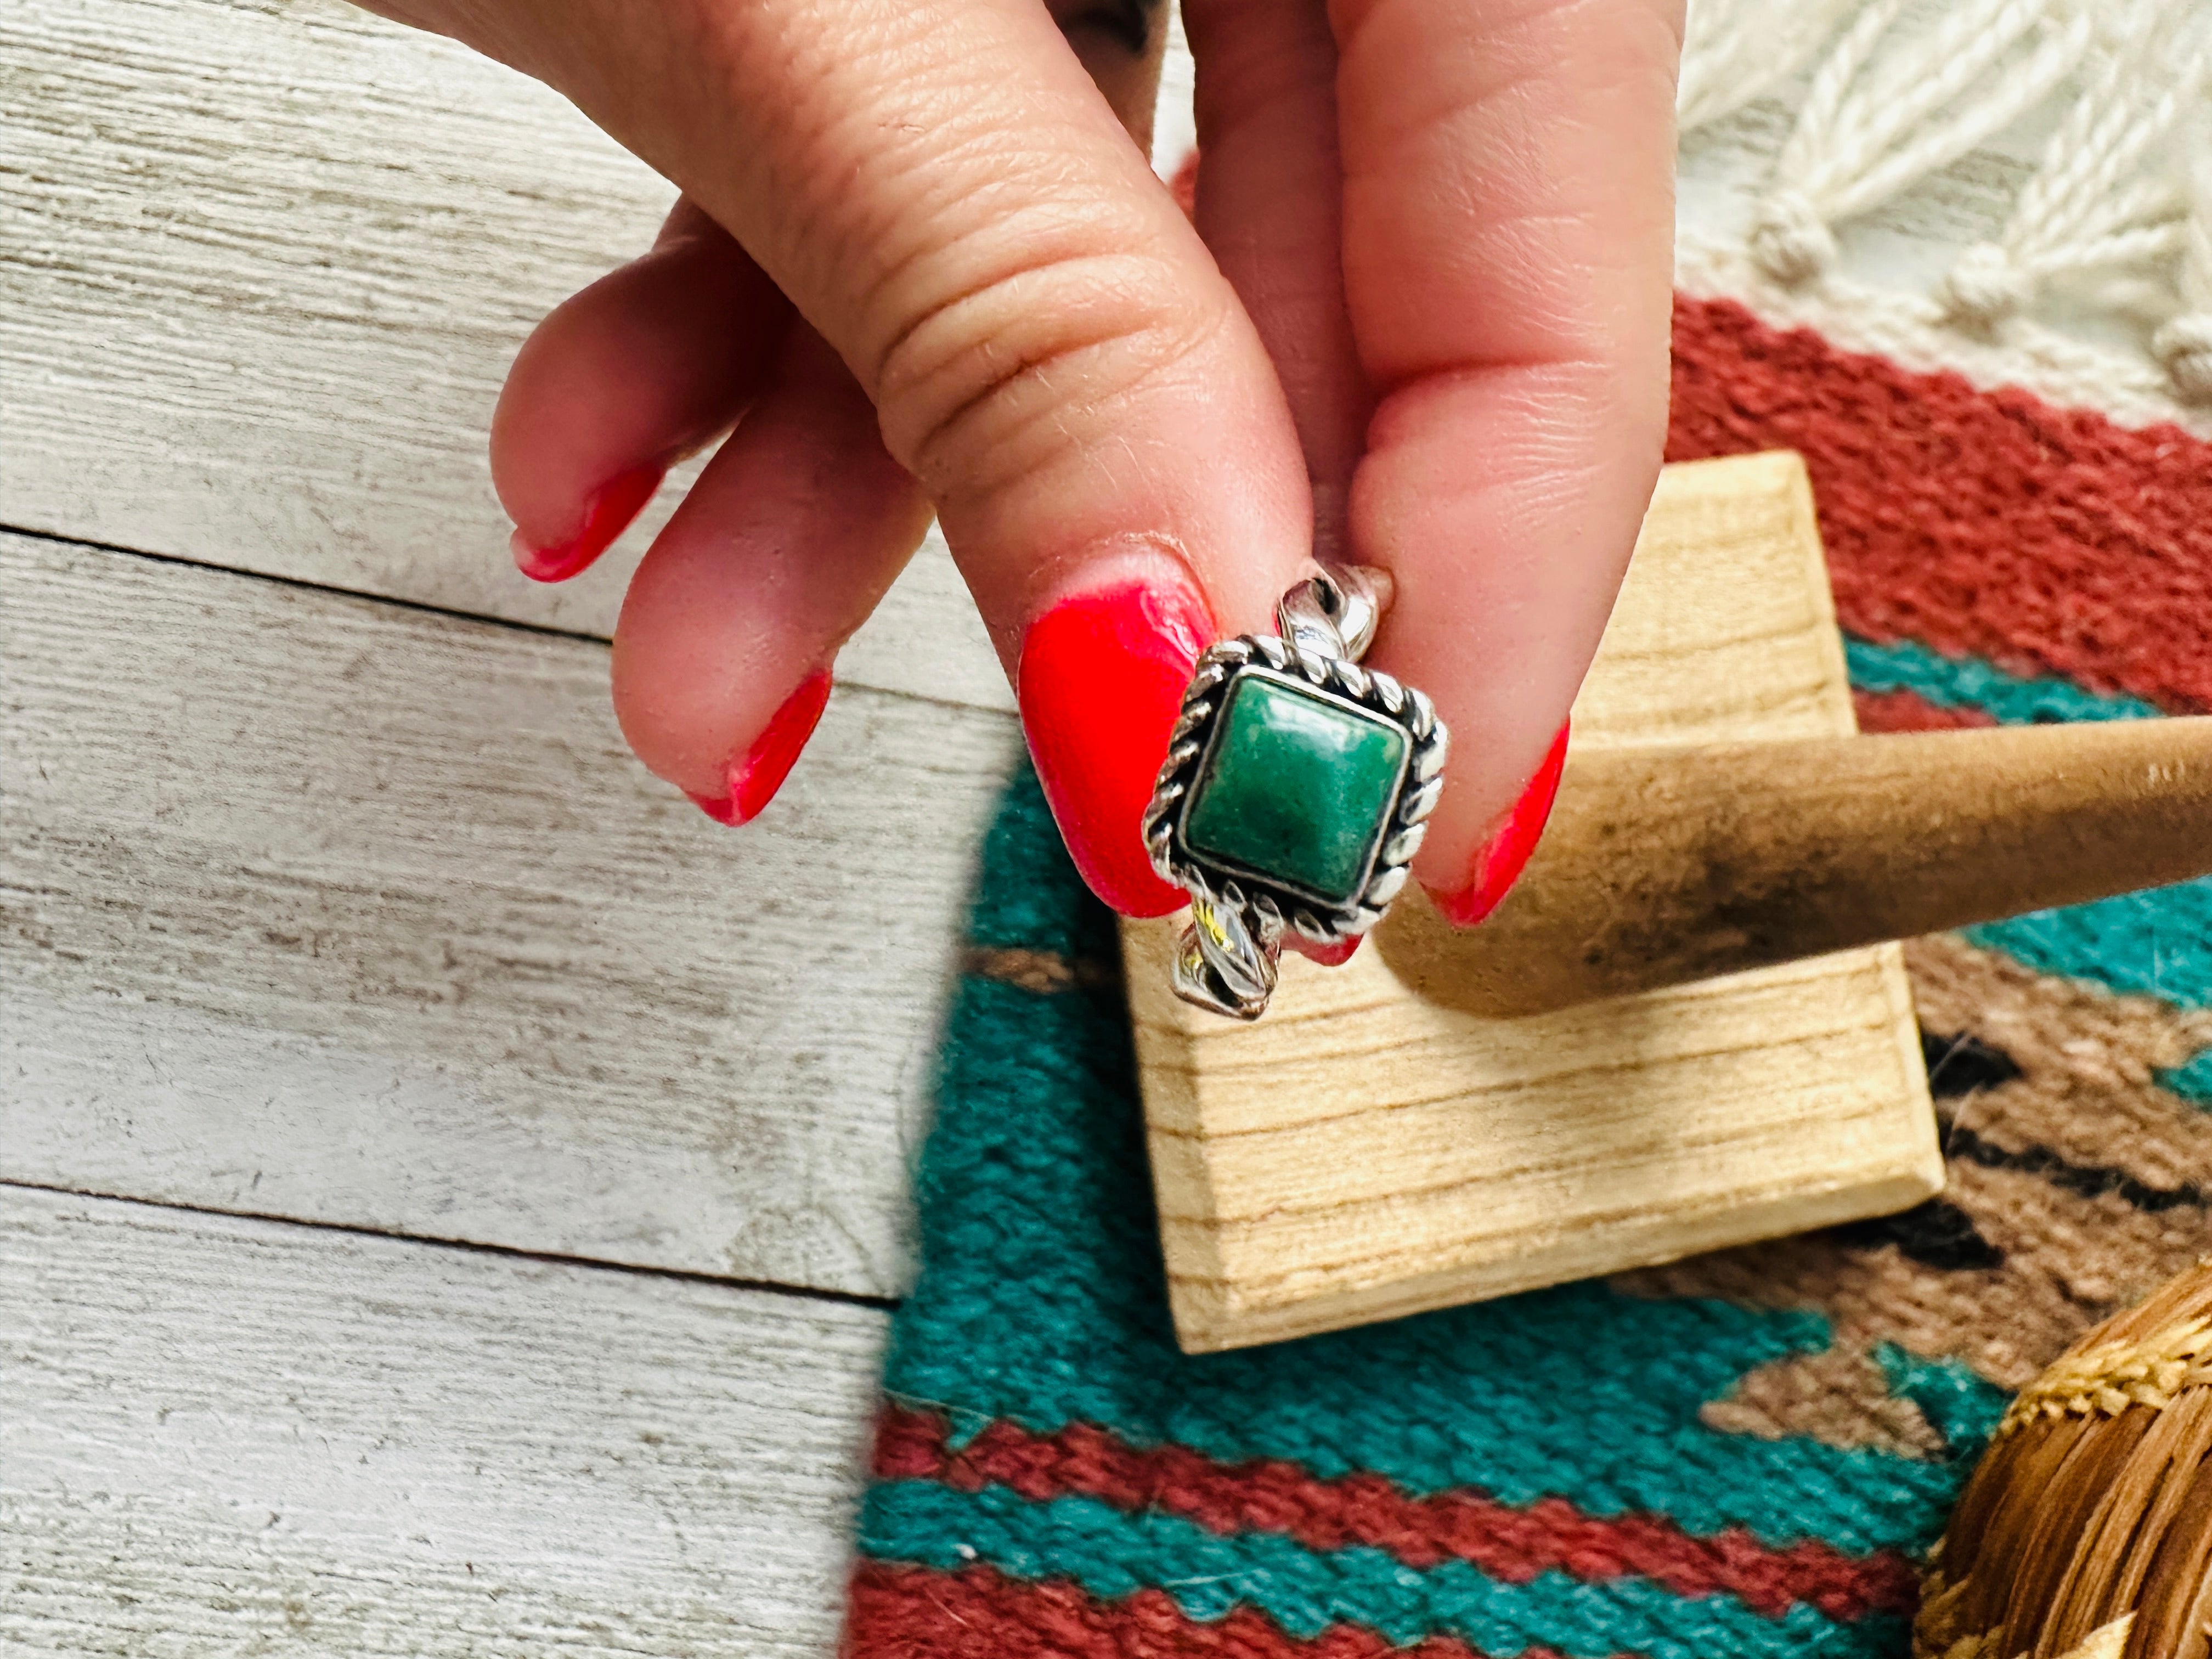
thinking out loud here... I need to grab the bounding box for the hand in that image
[374,0,1681,922]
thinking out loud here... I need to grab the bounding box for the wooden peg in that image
[1376,716,2212,1019]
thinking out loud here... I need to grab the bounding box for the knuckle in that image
[870,244,1227,504]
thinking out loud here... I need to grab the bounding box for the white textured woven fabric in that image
[1680,0,2212,413]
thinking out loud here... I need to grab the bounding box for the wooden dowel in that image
[1375,716,2212,1018]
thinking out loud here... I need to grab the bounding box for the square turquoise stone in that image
[1180,670,1409,905]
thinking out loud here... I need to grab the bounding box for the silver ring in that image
[1277,566,1382,662]
[1142,565,1448,1020]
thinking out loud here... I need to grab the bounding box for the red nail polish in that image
[1436,721,1570,927]
[1288,935,1361,968]
[512,464,664,583]
[1018,572,1215,918]
[687,670,833,826]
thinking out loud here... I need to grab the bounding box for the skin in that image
[363,0,1684,911]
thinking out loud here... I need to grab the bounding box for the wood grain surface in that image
[1128,453,1944,1353]
[0,0,1011,714]
[0,1183,883,1656]
[1,529,1020,1300]
[0,3,1039,1645]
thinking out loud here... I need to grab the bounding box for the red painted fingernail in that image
[1436,721,1570,927]
[1289,935,1362,968]
[686,670,833,827]
[1018,567,1215,917]
[511,464,665,583]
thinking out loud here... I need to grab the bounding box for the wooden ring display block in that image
[1123,451,1944,1355]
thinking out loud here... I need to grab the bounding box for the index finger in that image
[1331,0,1684,917]
[518,0,1317,915]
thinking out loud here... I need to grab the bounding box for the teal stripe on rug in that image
[1965,888,2212,1014]
[1843,636,2162,725]
[858,1481,1907,1659]
[2159,1047,2212,1100]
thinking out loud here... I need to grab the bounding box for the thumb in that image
[525,0,1316,914]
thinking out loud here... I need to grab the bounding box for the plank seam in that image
[0,520,1014,722]
[0,1175,902,1312]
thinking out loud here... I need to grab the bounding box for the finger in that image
[528,0,1315,916]
[1183,0,1369,560]
[492,199,792,581]
[1331,0,1683,918]
[489,0,1163,590]
[528,1,1164,822]
[489,1,1160,583]
[611,326,933,820]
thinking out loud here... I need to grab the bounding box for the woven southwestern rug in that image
[840,5,2212,1650]
[836,290,2212,1659]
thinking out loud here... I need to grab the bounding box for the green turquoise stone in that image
[1180,671,1409,904]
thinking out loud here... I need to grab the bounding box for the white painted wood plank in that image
[1,529,1021,1297]
[0,1183,881,1657]
[0,0,1011,713]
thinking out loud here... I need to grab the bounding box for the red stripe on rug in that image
[844,1560,1587,1659]
[1668,294,2212,712]
[1852,687,1998,733]
[871,1408,1915,1622]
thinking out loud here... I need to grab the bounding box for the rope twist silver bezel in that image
[1141,568,1449,1022]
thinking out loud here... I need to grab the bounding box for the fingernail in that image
[687,670,834,826]
[1435,721,1570,927]
[1288,935,1361,968]
[1018,564,1215,917]
[512,464,665,583]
